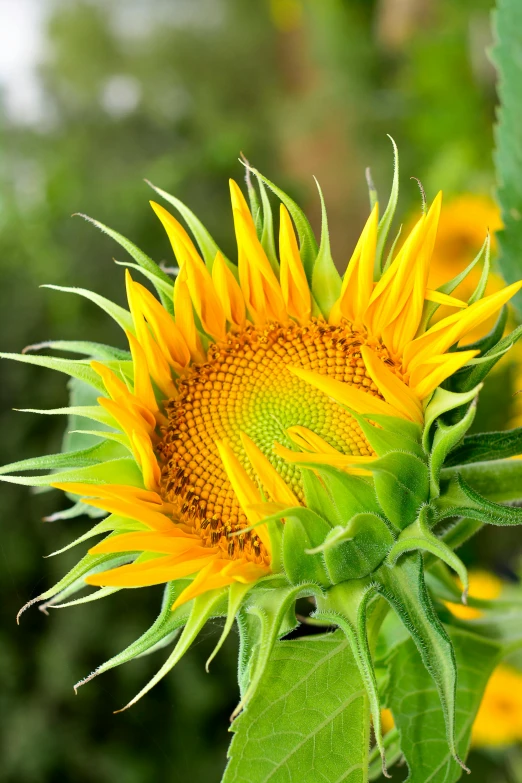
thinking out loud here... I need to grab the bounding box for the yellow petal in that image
[286,426,339,454]
[89,532,206,556]
[330,204,378,325]
[212,251,246,327]
[171,560,233,609]
[86,552,216,588]
[130,428,161,492]
[97,396,156,440]
[288,365,406,419]
[381,193,442,354]
[240,431,299,506]
[360,345,423,423]
[424,289,468,309]
[173,269,205,362]
[126,330,162,411]
[150,200,202,269]
[279,204,311,323]
[365,213,427,335]
[51,482,163,506]
[409,350,479,400]
[128,278,191,370]
[274,442,373,474]
[403,280,522,373]
[215,439,271,554]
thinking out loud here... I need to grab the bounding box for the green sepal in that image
[315,579,391,778]
[375,553,467,773]
[42,284,134,333]
[301,464,380,524]
[113,260,176,301]
[368,729,401,782]
[77,213,174,313]
[0,456,143,488]
[282,510,331,587]
[386,506,469,602]
[0,351,107,394]
[441,457,522,504]
[0,439,124,477]
[315,512,395,582]
[429,397,476,498]
[114,587,229,712]
[250,169,279,274]
[232,581,323,718]
[435,472,522,526]
[205,581,255,672]
[468,233,491,304]
[44,500,95,522]
[15,405,117,429]
[46,514,147,557]
[48,586,120,609]
[449,322,522,393]
[364,451,429,530]
[248,166,318,282]
[445,426,522,467]
[23,340,130,361]
[74,579,192,689]
[422,383,482,451]
[245,166,263,235]
[347,409,424,459]
[311,180,342,318]
[375,135,399,275]
[146,179,231,273]
[17,552,134,622]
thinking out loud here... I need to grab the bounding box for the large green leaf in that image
[492,0,522,315]
[384,628,501,783]
[444,427,522,466]
[224,630,370,783]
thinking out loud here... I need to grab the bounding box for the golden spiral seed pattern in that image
[157,320,399,564]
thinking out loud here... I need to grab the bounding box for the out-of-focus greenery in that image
[1,1,518,781]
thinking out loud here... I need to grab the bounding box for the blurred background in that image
[1,0,521,781]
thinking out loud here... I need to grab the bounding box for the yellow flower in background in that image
[472,664,522,747]
[446,569,503,620]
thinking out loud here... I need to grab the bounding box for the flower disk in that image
[157,320,390,561]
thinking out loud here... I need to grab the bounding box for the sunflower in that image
[4,150,522,775]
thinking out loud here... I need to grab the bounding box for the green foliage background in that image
[1,0,521,781]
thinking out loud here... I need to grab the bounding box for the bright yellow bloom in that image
[44,180,521,611]
[472,664,522,747]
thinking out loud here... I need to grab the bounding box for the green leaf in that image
[146,179,230,272]
[429,399,476,498]
[0,351,107,394]
[376,553,465,772]
[311,180,342,318]
[77,213,174,312]
[445,427,522,467]
[365,452,429,530]
[249,166,318,282]
[42,284,134,333]
[384,628,500,782]
[491,0,522,315]
[224,630,370,783]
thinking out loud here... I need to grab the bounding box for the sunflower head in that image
[4,145,522,777]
